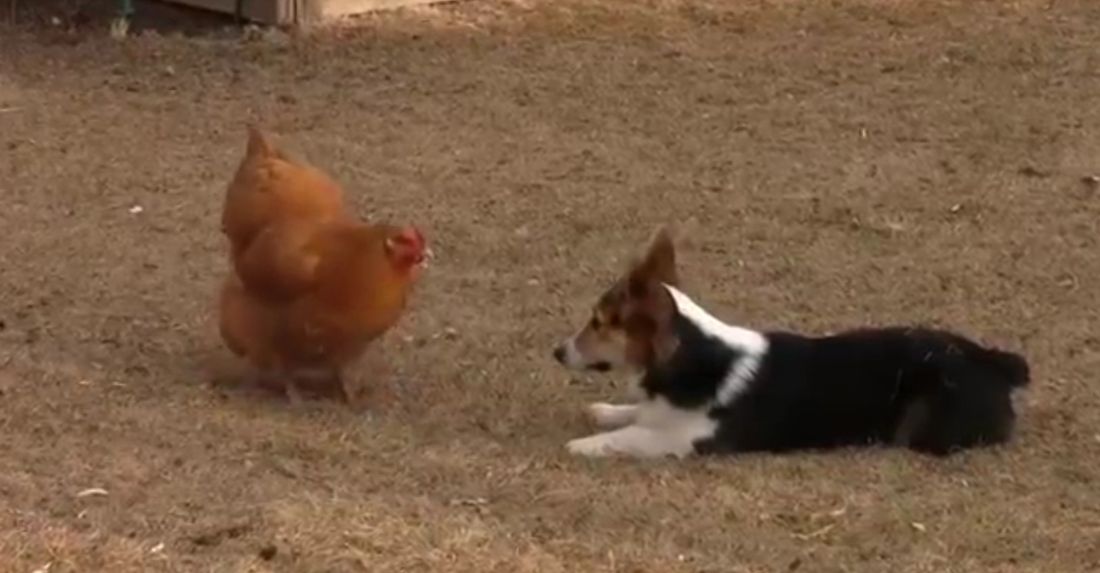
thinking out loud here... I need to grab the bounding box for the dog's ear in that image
[651,327,681,365]
[644,226,678,286]
[628,226,678,297]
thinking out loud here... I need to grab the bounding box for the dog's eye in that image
[589,315,601,329]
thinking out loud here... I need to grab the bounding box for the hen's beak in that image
[420,247,435,268]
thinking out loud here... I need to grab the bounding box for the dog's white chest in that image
[636,399,717,437]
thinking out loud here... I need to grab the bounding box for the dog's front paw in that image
[566,435,615,458]
[586,402,638,429]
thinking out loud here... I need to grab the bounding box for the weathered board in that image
[303,0,442,21]
[160,0,443,26]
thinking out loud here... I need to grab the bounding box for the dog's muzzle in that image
[552,345,568,364]
[553,341,611,372]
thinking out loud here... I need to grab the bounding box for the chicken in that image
[221,125,348,288]
[217,127,429,404]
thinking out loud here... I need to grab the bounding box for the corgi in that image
[552,228,1030,459]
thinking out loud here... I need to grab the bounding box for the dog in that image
[552,228,1030,459]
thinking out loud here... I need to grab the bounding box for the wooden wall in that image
[161,0,443,26]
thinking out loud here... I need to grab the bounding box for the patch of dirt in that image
[2,0,1100,571]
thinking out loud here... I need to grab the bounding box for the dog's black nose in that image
[552,346,566,364]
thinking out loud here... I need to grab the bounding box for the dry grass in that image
[2,0,1100,571]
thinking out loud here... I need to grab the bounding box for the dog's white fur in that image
[567,397,717,458]
[664,286,768,406]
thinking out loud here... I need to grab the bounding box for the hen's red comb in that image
[395,227,425,249]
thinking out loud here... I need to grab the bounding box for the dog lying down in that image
[552,228,1030,459]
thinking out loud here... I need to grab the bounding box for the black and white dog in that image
[552,228,1030,458]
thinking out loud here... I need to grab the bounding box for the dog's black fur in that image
[645,318,1030,456]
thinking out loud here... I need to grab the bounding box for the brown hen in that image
[217,128,429,404]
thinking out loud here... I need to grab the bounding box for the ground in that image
[1,0,1099,571]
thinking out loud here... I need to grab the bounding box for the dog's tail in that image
[973,346,1030,389]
